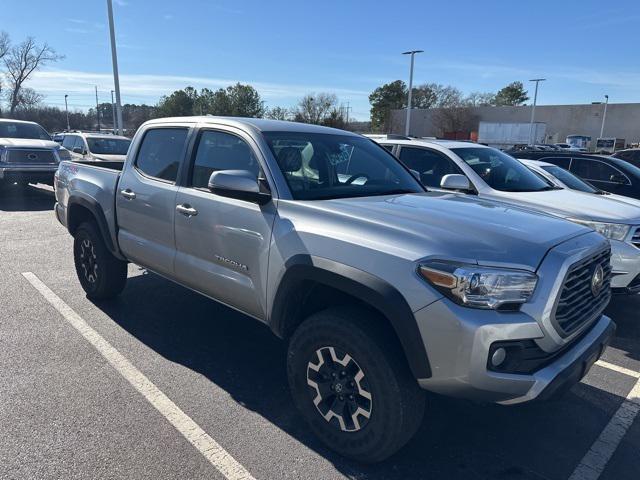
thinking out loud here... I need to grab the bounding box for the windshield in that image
[86,137,131,155]
[262,132,424,200]
[0,121,51,140]
[541,165,599,193]
[451,147,554,192]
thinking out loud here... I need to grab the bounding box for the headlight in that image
[418,260,537,310]
[568,219,631,241]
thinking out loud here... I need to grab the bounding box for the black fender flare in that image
[67,196,119,257]
[270,255,431,379]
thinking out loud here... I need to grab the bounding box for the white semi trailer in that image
[478,121,546,149]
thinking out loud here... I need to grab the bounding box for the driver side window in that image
[398,147,461,187]
[191,130,259,189]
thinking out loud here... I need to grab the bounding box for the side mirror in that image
[440,174,472,192]
[72,147,84,155]
[208,170,271,205]
[610,174,627,185]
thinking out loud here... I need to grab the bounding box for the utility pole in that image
[600,94,609,138]
[402,50,423,136]
[345,102,351,124]
[528,78,546,145]
[95,86,101,132]
[111,90,116,134]
[107,0,124,135]
[64,94,70,131]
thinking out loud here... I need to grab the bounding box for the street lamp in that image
[600,95,609,138]
[64,94,70,131]
[528,78,546,146]
[107,0,124,135]
[402,50,423,136]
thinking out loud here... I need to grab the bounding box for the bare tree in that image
[4,37,62,114]
[0,31,10,107]
[265,106,291,121]
[294,93,337,124]
[13,87,43,110]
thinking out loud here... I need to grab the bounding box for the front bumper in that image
[414,297,615,403]
[0,165,57,184]
[610,239,640,293]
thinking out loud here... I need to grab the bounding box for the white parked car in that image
[375,137,640,294]
[520,159,640,208]
[61,132,131,162]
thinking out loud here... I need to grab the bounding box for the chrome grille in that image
[554,248,612,336]
[632,227,640,249]
[5,149,56,164]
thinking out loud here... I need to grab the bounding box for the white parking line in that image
[22,272,256,480]
[595,360,640,379]
[569,367,640,480]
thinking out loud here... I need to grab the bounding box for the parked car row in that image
[53,116,624,462]
[0,119,131,186]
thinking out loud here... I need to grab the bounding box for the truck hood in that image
[485,189,640,224]
[303,192,592,272]
[0,138,59,149]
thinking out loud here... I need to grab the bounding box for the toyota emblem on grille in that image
[27,153,38,161]
[591,264,604,297]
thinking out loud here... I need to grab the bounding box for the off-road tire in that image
[73,221,127,300]
[287,306,425,463]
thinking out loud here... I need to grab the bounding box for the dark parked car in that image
[613,148,640,168]
[513,151,640,200]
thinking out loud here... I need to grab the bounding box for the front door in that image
[116,127,190,276]
[570,157,631,195]
[174,128,276,320]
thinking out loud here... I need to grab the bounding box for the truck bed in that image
[55,160,123,255]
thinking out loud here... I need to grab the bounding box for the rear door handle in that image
[176,204,198,217]
[120,189,136,200]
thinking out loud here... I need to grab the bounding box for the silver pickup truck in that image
[55,116,615,462]
[0,119,71,186]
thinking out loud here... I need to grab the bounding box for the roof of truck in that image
[143,116,359,136]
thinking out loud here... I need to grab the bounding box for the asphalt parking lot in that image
[1,183,639,480]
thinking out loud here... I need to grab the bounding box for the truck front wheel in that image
[287,306,425,463]
[73,221,127,300]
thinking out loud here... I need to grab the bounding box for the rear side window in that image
[571,158,629,184]
[135,128,188,182]
[190,131,259,188]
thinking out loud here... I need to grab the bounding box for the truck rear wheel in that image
[287,306,425,463]
[73,221,127,300]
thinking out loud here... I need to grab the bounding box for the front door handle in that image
[120,189,136,200]
[176,204,198,217]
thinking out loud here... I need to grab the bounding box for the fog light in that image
[491,347,507,367]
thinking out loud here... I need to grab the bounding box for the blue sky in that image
[4,0,640,119]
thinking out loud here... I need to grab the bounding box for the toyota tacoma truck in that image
[54,117,615,462]
[0,118,71,186]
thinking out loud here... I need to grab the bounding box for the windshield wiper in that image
[372,189,418,196]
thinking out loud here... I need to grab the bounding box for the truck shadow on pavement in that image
[0,183,55,211]
[93,270,632,480]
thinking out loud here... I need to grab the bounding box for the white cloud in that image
[30,68,370,112]
[64,28,90,35]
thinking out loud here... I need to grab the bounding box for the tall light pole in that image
[111,90,116,134]
[64,94,70,131]
[107,0,124,135]
[402,50,423,136]
[600,94,609,138]
[528,78,546,145]
[95,86,101,132]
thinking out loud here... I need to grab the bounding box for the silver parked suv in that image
[54,117,615,462]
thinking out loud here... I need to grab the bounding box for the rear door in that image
[173,127,276,320]
[116,126,191,276]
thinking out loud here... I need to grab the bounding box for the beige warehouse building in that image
[390,103,640,146]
